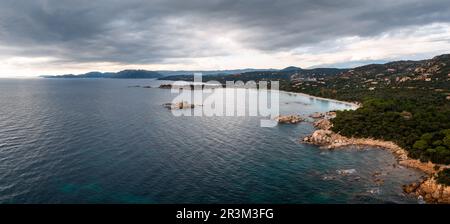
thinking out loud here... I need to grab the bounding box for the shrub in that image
[413,140,428,151]
[436,169,450,186]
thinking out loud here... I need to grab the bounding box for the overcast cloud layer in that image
[1,0,450,76]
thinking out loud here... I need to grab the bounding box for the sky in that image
[0,0,450,77]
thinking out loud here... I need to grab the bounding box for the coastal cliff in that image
[303,117,450,204]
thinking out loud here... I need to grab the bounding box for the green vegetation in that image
[436,168,450,186]
[330,96,450,164]
[311,55,450,164]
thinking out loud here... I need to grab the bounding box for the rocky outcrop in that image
[303,130,348,145]
[309,111,337,120]
[404,178,450,204]
[162,101,195,110]
[325,111,337,118]
[313,119,333,130]
[275,115,304,124]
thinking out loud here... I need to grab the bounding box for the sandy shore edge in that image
[279,90,361,109]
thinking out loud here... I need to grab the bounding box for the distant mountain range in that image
[41,69,162,79]
[42,55,450,84]
[156,68,278,76]
[159,54,450,91]
[160,66,348,82]
[41,68,278,79]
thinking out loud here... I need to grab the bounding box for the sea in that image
[0,78,425,203]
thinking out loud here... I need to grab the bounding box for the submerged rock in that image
[336,169,357,175]
[367,188,381,195]
[372,171,382,177]
[322,175,335,181]
[374,178,385,186]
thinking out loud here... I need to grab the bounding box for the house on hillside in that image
[387,68,397,73]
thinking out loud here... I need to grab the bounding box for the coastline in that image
[275,87,450,203]
[302,117,450,203]
[153,80,448,203]
[156,79,361,109]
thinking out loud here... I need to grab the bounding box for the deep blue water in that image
[0,78,424,203]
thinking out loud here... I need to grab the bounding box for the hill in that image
[160,67,347,82]
[290,54,450,167]
[156,68,277,77]
[42,69,162,79]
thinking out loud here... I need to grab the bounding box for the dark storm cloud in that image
[0,0,449,63]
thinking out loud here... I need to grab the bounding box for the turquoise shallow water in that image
[0,78,424,203]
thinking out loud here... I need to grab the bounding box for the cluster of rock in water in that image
[321,168,388,196]
[159,84,219,90]
[162,101,195,110]
[273,112,336,125]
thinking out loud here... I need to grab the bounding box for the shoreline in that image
[279,90,361,109]
[155,79,361,109]
[279,87,450,203]
[302,117,450,203]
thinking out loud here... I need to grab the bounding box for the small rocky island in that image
[159,84,173,89]
[163,101,195,110]
[275,115,304,124]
